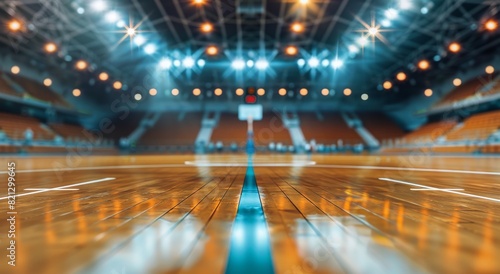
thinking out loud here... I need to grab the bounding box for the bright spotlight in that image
[75,60,88,71]
[126,27,136,37]
[113,81,123,90]
[368,27,378,35]
[256,59,269,70]
[173,60,181,67]
[149,88,158,96]
[348,45,359,54]
[10,66,20,75]
[247,60,255,68]
[200,22,213,33]
[99,72,109,81]
[300,88,308,96]
[385,8,399,20]
[193,88,201,96]
[206,46,219,56]
[331,59,343,69]
[144,44,156,55]
[299,0,309,4]
[183,57,195,68]
[73,89,81,97]
[297,59,306,67]
[278,88,287,96]
[8,20,22,32]
[418,59,430,70]
[396,72,407,81]
[343,88,352,96]
[257,88,265,96]
[291,22,305,33]
[448,42,461,53]
[308,57,319,68]
[321,88,329,96]
[381,19,391,27]
[232,59,245,70]
[91,0,107,11]
[159,58,172,69]
[116,20,126,28]
[214,88,223,96]
[358,36,368,46]
[43,78,52,87]
[485,65,495,74]
[134,93,142,101]
[453,78,462,87]
[44,42,58,53]
[399,0,412,10]
[285,45,298,56]
[105,11,120,23]
[424,89,433,97]
[236,88,244,96]
[171,89,179,96]
[133,35,146,46]
[321,59,330,67]
[197,59,206,67]
[361,94,369,101]
[383,81,393,90]
[485,19,498,31]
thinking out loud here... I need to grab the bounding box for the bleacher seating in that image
[358,112,405,141]
[0,112,54,141]
[436,77,485,107]
[300,113,363,145]
[0,73,22,97]
[253,112,292,146]
[49,123,88,140]
[444,110,500,141]
[8,74,72,108]
[403,120,457,143]
[139,113,201,145]
[211,113,248,145]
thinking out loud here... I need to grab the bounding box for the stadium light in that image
[91,0,107,11]
[256,59,269,70]
[144,44,156,55]
[173,60,181,67]
[424,89,433,97]
[247,60,255,68]
[383,81,393,90]
[278,88,287,96]
[75,60,88,71]
[321,59,330,67]
[193,88,201,96]
[368,27,378,36]
[171,89,180,96]
[44,42,58,53]
[485,65,495,74]
[236,88,244,96]
[214,88,223,96]
[149,88,158,96]
[418,59,430,70]
[232,59,245,70]
[396,72,407,81]
[453,78,462,87]
[297,58,306,67]
[183,57,195,68]
[348,45,359,54]
[291,22,305,33]
[448,42,461,53]
[133,35,146,46]
[321,88,329,96]
[197,59,206,67]
[361,94,369,101]
[331,59,343,69]
[381,20,391,27]
[257,88,265,96]
[113,81,123,90]
[300,88,308,96]
[99,72,109,81]
[285,45,298,56]
[11,66,20,74]
[308,57,319,68]
[116,20,126,28]
[159,58,172,70]
[206,46,218,56]
[73,89,81,97]
[43,78,52,87]
[385,8,399,20]
[399,0,412,10]
[485,19,498,31]
[200,22,213,33]
[105,11,120,23]
[343,88,352,96]
[8,19,22,32]
[134,93,142,101]
[358,36,368,46]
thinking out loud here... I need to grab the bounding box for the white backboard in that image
[238,104,263,121]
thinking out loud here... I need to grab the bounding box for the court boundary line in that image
[379,178,500,203]
[313,164,500,176]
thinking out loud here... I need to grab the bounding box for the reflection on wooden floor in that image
[0,154,499,273]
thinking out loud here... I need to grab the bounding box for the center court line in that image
[380,177,500,203]
[314,164,500,176]
[24,188,79,191]
[0,177,115,200]
[410,188,464,191]
[185,161,316,167]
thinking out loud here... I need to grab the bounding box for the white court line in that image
[380,178,500,203]
[410,188,464,191]
[24,188,79,191]
[0,177,115,200]
[184,161,316,167]
[314,164,500,176]
[0,164,188,174]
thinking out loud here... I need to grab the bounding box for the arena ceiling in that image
[0,0,499,108]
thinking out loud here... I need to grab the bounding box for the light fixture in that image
[485,65,495,74]
[453,78,462,87]
[44,42,58,53]
[75,60,88,71]
[105,11,120,23]
[144,44,156,55]
[200,22,213,33]
[197,59,206,67]
[321,88,329,96]
[43,78,52,87]
[159,58,172,70]
[291,22,305,33]
[183,57,195,68]
[171,89,179,96]
[278,88,287,96]
[149,88,158,96]
[193,0,205,5]
[361,94,369,101]
[193,88,201,96]
[257,88,265,96]
[8,19,22,32]
[256,59,269,70]
[206,46,218,56]
[236,88,244,96]
[348,45,359,54]
[424,89,433,97]
[383,81,393,90]
[331,59,343,69]
[133,35,146,46]
[285,45,298,56]
[126,27,136,37]
[72,89,81,97]
[134,93,142,101]
[308,57,319,68]
[399,0,412,10]
[232,59,245,70]
[484,19,498,31]
[300,88,308,96]
[396,72,407,81]
[91,0,107,12]
[368,27,378,36]
[321,59,330,67]
[385,8,399,20]
[247,60,255,68]
[448,42,461,53]
[99,72,109,81]
[297,59,306,67]
[418,59,430,70]
[113,81,123,90]
[343,88,352,96]
[214,88,223,96]
[358,36,368,46]
[10,66,20,74]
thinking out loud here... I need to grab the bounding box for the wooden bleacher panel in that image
[445,110,500,141]
[403,120,457,142]
[211,113,248,145]
[358,112,405,140]
[300,113,363,145]
[8,74,72,108]
[49,123,88,140]
[252,112,292,146]
[0,112,54,141]
[139,113,201,146]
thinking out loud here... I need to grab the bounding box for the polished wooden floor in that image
[0,154,499,273]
